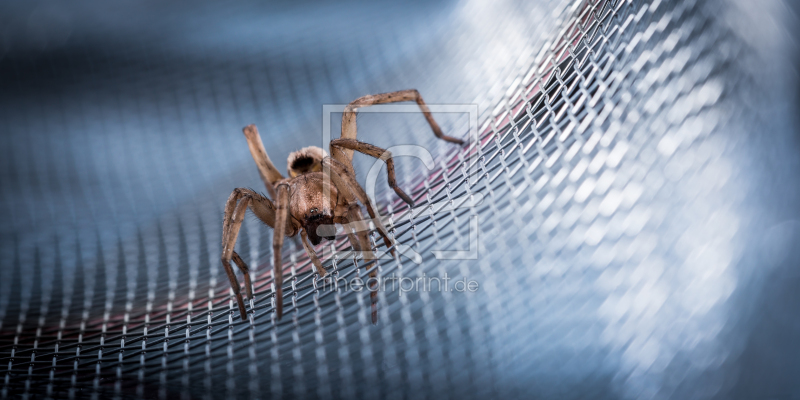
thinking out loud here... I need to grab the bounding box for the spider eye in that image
[310,208,318,214]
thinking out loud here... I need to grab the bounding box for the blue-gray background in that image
[1,0,799,399]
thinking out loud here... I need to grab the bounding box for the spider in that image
[221,89,463,323]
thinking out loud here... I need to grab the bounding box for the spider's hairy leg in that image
[221,189,253,320]
[330,138,415,207]
[346,205,380,325]
[322,157,394,255]
[221,188,279,321]
[272,183,291,320]
[337,89,463,164]
[300,229,326,276]
[243,124,285,199]
[231,251,253,301]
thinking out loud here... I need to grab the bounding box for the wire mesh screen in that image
[2,0,799,399]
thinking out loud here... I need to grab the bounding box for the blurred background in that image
[1,0,799,399]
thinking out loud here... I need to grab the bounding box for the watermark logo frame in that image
[320,103,481,263]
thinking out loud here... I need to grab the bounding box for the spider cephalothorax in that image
[286,171,338,245]
[220,89,464,323]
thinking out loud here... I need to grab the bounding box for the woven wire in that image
[2,0,799,399]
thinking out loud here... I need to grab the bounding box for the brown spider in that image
[221,89,463,323]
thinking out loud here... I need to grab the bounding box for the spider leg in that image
[336,89,463,165]
[322,156,395,255]
[272,183,291,320]
[243,124,285,199]
[221,190,253,320]
[221,188,282,321]
[330,138,415,206]
[231,251,253,301]
[300,229,326,276]
[344,205,379,325]
[339,216,362,253]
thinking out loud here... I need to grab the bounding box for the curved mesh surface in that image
[1,0,799,399]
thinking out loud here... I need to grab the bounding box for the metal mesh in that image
[2,0,799,399]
